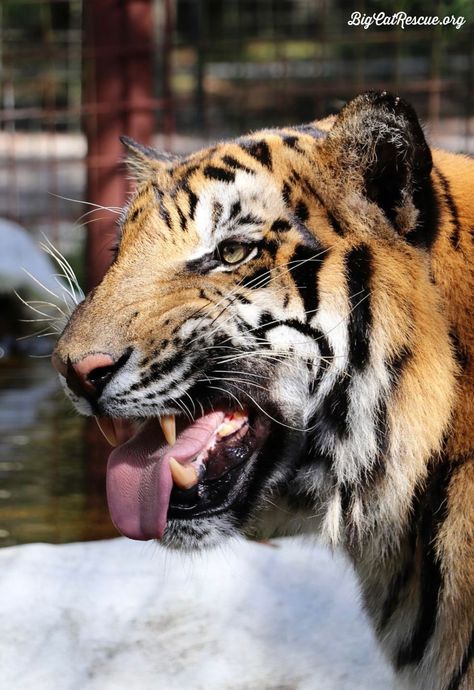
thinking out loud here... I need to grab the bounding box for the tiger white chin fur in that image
[52,92,474,690]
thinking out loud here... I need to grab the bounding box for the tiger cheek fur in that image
[53,92,474,690]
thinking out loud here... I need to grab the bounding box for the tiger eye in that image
[221,242,248,264]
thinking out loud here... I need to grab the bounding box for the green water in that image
[0,356,118,546]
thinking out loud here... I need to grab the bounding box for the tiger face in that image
[52,92,455,550]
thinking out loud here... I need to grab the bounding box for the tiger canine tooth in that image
[169,457,199,490]
[95,417,118,447]
[159,414,176,446]
[217,422,236,438]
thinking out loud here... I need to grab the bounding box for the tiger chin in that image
[52,92,473,690]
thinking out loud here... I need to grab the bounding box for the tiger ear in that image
[326,91,435,243]
[120,136,182,183]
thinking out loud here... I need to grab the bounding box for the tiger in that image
[52,91,474,689]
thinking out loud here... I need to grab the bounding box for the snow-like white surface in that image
[0,537,397,690]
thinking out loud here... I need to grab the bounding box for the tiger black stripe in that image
[204,166,235,183]
[282,182,292,203]
[345,244,373,370]
[339,482,353,520]
[289,243,324,317]
[229,200,241,219]
[320,373,351,439]
[239,140,272,170]
[327,212,345,237]
[130,207,141,223]
[435,167,461,250]
[241,267,272,289]
[187,190,198,220]
[406,172,439,248]
[159,203,172,230]
[186,251,220,274]
[128,352,193,392]
[262,239,279,260]
[271,219,291,232]
[449,329,469,373]
[239,213,263,227]
[396,457,458,668]
[365,419,388,484]
[295,200,309,223]
[221,155,255,174]
[180,164,199,184]
[388,346,412,386]
[254,316,332,364]
[290,168,301,184]
[379,515,418,632]
[212,201,224,226]
[281,135,299,149]
[177,205,187,231]
[233,292,251,305]
[446,628,474,690]
[299,176,345,237]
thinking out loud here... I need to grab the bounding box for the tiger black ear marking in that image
[120,135,182,183]
[327,91,439,247]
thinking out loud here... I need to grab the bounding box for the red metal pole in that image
[83,0,154,291]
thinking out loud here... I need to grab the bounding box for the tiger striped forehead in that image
[119,128,342,265]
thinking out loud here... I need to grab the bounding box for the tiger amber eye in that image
[222,243,247,264]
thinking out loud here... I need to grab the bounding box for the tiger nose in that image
[52,351,129,399]
[70,354,117,394]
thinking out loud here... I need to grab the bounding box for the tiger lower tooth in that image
[169,457,199,490]
[160,414,176,446]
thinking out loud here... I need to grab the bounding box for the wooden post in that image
[83,0,154,290]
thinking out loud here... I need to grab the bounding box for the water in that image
[0,355,118,546]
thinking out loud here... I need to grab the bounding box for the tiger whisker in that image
[23,299,69,318]
[40,234,84,301]
[19,317,60,323]
[16,325,57,340]
[202,376,271,395]
[205,384,245,411]
[48,192,122,214]
[174,383,197,418]
[211,369,269,380]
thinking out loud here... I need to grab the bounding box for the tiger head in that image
[52,92,456,550]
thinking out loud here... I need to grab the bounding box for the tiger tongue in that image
[106,411,225,540]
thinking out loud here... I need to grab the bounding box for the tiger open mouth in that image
[100,406,272,540]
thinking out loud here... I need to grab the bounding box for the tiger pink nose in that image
[52,351,116,396]
[70,354,116,391]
